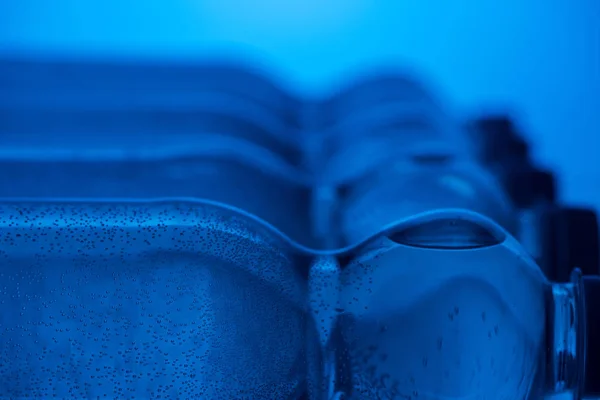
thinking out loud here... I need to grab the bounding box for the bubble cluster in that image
[0,202,308,399]
[337,272,545,400]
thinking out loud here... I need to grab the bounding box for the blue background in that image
[0,0,598,210]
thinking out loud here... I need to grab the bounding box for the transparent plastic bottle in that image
[339,159,517,247]
[0,201,317,399]
[0,58,318,399]
[0,58,303,167]
[320,72,474,190]
[325,209,597,400]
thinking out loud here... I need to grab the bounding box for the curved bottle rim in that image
[0,197,309,312]
[338,162,518,243]
[341,207,526,259]
[336,212,549,364]
[0,195,527,258]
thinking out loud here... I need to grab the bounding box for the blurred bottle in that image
[316,73,599,400]
[320,72,473,188]
[319,72,513,248]
[338,157,516,246]
[467,115,599,282]
[0,57,317,247]
[0,57,302,164]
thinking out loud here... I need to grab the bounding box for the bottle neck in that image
[546,269,587,399]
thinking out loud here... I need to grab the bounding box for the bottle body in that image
[328,210,590,400]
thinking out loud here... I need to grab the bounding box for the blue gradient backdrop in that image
[0,0,598,209]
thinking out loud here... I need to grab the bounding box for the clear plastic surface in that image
[0,201,314,399]
[326,210,587,400]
